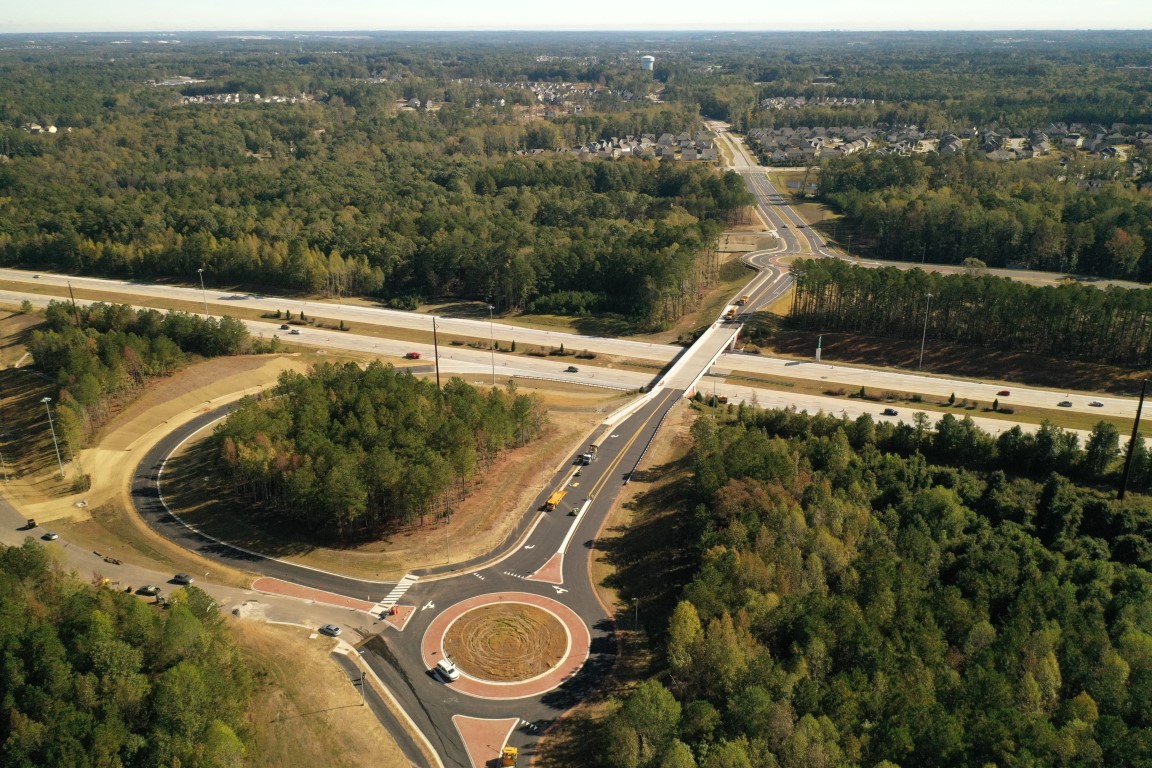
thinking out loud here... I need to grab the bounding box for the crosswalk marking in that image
[372,574,418,615]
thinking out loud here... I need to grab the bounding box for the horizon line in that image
[2,27,1150,35]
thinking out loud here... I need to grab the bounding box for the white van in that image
[434,658,460,682]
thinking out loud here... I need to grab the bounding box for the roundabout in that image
[421,592,591,700]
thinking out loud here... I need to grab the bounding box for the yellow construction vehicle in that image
[500,745,518,766]
[544,490,567,511]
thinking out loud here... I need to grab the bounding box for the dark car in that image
[172,573,194,585]
[280,324,290,330]
[1058,401,1073,408]
[881,408,899,416]
[997,390,1011,396]
[137,585,161,596]
[565,365,579,373]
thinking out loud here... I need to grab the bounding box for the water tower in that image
[641,55,655,71]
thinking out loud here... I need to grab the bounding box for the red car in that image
[997,390,1010,396]
[404,352,421,360]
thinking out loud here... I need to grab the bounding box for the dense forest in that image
[0,36,753,328]
[817,153,1152,280]
[213,361,548,538]
[0,540,252,767]
[600,405,1152,767]
[26,301,253,452]
[788,259,1152,368]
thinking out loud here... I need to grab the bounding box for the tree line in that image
[213,361,549,539]
[818,152,1152,280]
[788,258,1152,368]
[27,301,254,450]
[0,540,252,768]
[598,404,1152,767]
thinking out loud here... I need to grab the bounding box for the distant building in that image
[641,55,655,71]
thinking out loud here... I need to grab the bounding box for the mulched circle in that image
[443,603,568,682]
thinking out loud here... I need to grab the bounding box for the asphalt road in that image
[4,124,1136,768]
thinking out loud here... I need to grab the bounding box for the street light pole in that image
[41,397,64,477]
[197,268,209,317]
[918,293,933,371]
[488,304,496,387]
[633,597,639,629]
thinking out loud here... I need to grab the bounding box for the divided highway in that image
[6,124,1135,767]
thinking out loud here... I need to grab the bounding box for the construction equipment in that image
[736,294,750,305]
[500,745,518,766]
[544,490,567,511]
[725,307,737,322]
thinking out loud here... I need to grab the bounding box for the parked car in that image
[319,624,342,637]
[434,658,460,682]
[1089,400,1104,407]
[881,408,899,416]
[172,573,194,585]
[280,324,290,330]
[1058,401,1073,408]
[997,390,1011,396]
[41,532,59,541]
[565,365,579,373]
[137,585,161,596]
[404,351,421,360]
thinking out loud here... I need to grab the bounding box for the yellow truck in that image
[501,745,518,766]
[544,490,567,511]
[736,294,750,305]
[725,307,737,322]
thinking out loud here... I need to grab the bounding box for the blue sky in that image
[2,0,1149,33]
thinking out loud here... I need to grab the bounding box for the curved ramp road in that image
[17,123,1126,768]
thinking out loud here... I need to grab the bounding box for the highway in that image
[3,124,1137,767]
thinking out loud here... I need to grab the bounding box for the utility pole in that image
[488,304,496,387]
[1120,380,1148,501]
[67,282,82,327]
[41,397,64,478]
[197,268,209,317]
[432,317,442,390]
[918,293,933,371]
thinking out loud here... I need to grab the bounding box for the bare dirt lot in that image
[444,604,567,682]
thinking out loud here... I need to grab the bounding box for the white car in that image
[434,658,460,682]
[319,624,342,637]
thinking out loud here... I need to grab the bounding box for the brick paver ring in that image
[420,592,591,700]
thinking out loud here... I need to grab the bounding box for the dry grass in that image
[233,621,408,768]
[445,604,567,681]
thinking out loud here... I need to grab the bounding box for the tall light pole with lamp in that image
[41,397,64,478]
[487,304,496,387]
[197,268,209,317]
[918,293,933,371]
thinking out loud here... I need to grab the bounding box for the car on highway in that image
[997,390,1011,396]
[172,573,194,585]
[319,624,342,637]
[434,658,460,682]
[280,324,290,330]
[41,532,59,541]
[1089,400,1104,407]
[881,408,899,416]
[1058,401,1073,408]
[137,585,161,596]
[289,329,301,335]
[565,365,579,373]
[404,351,421,360]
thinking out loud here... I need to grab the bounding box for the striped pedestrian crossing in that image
[373,574,418,616]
